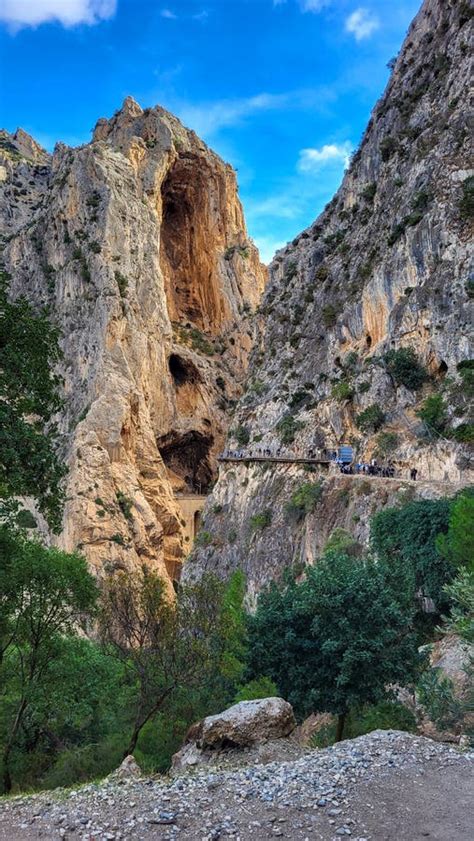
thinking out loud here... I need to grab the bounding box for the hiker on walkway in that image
[410,467,418,481]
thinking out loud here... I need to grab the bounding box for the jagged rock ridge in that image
[0,98,266,579]
[188,0,473,594]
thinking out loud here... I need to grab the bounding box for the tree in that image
[0,530,97,791]
[416,394,447,435]
[99,568,243,758]
[384,347,427,390]
[436,491,474,572]
[0,271,66,530]
[246,552,423,741]
[370,497,454,622]
[355,404,385,432]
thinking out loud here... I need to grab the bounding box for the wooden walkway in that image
[218,455,331,465]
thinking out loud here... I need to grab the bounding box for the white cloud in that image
[345,7,379,41]
[273,1,332,11]
[298,141,352,172]
[0,0,116,28]
[160,8,177,19]
[192,10,208,21]
[177,92,289,139]
[254,235,287,265]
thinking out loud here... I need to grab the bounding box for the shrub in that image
[285,482,323,520]
[362,182,376,202]
[460,175,474,220]
[322,304,338,328]
[356,404,385,432]
[195,530,212,547]
[15,509,37,529]
[276,414,304,445]
[416,394,447,434]
[388,221,406,245]
[358,381,371,394]
[315,264,329,282]
[384,347,427,390]
[250,510,272,531]
[114,270,128,297]
[234,677,278,703]
[116,490,133,522]
[233,425,250,446]
[284,261,297,282]
[331,381,353,402]
[289,388,312,409]
[375,431,399,456]
[380,136,398,161]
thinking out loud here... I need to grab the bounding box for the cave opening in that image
[158,430,214,494]
[168,353,200,387]
[438,360,448,378]
[366,335,372,348]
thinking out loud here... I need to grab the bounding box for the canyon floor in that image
[0,731,472,841]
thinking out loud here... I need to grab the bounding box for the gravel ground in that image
[0,731,472,841]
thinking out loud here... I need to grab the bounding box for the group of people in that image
[220,448,420,481]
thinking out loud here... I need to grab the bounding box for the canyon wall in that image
[187,0,473,595]
[0,99,266,580]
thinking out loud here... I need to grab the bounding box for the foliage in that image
[0,528,98,791]
[116,490,133,522]
[234,676,278,703]
[384,347,427,390]
[285,482,322,521]
[442,568,474,643]
[195,530,212,547]
[370,496,454,623]
[323,528,360,556]
[311,701,416,748]
[250,510,272,531]
[276,414,304,445]
[417,668,464,732]
[436,491,474,572]
[246,553,423,738]
[416,394,447,434]
[380,136,398,161]
[114,270,128,297]
[331,380,353,402]
[355,404,386,432]
[375,431,399,456]
[98,569,243,759]
[460,175,474,220]
[0,272,66,530]
[322,304,337,328]
[233,425,250,446]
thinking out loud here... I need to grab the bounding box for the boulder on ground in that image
[110,754,142,780]
[172,697,297,771]
[196,697,296,748]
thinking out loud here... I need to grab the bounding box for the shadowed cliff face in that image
[187,0,473,594]
[0,98,266,581]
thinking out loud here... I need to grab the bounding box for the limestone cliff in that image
[187,0,473,595]
[0,99,266,580]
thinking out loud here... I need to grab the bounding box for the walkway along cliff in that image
[0,99,266,582]
[186,0,473,596]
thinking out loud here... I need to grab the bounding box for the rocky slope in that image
[0,100,266,580]
[0,732,472,840]
[188,0,473,594]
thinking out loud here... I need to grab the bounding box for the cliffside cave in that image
[157,429,214,494]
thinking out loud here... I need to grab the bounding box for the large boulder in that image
[196,697,296,748]
[172,698,297,771]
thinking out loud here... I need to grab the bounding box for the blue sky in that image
[0,0,420,261]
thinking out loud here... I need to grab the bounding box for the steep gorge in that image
[188,0,473,595]
[0,99,266,581]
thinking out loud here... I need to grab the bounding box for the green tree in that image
[98,568,243,758]
[436,491,474,572]
[355,404,385,432]
[246,552,423,741]
[416,394,447,435]
[384,347,427,390]
[370,497,454,624]
[0,530,97,791]
[0,271,66,530]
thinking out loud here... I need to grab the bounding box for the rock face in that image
[172,697,296,770]
[188,0,473,594]
[0,99,266,580]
